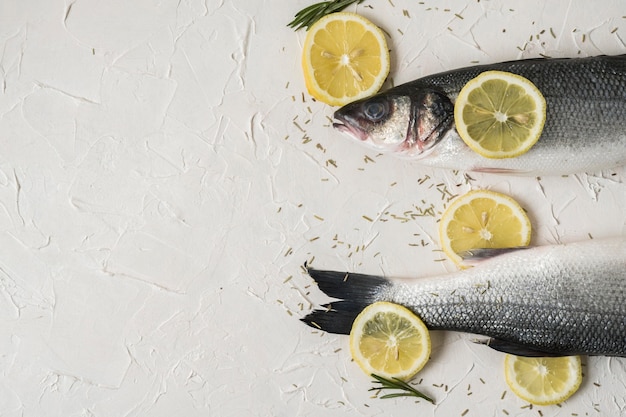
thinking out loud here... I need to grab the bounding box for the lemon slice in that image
[439,190,531,266]
[504,355,583,405]
[454,70,546,159]
[350,301,430,381]
[301,12,390,106]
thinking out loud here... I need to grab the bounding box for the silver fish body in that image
[303,238,626,357]
[333,55,626,175]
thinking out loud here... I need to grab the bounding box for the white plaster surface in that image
[0,0,624,416]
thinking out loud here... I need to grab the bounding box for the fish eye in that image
[363,99,389,122]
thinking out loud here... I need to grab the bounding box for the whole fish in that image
[302,238,626,357]
[333,55,626,175]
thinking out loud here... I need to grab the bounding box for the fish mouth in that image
[333,114,368,141]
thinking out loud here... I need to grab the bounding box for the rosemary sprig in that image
[287,0,367,31]
[369,374,435,404]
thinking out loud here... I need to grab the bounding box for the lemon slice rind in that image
[301,12,390,106]
[438,189,532,266]
[504,355,583,406]
[350,301,430,381]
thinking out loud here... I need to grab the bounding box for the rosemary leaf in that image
[370,374,435,404]
[288,0,367,31]
[380,393,420,399]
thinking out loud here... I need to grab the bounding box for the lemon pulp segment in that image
[454,70,546,158]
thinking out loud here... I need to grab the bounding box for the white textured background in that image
[0,0,625,416]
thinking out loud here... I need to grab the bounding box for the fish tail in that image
[301,267,391,334]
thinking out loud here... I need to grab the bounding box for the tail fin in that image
[301,267,391,334]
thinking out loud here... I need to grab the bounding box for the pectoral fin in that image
[475,338,569,357]
[458,247,530,266]
[472,167,533,175]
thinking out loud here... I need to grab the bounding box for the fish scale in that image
[333,55,626,175]
[303,238,626,357]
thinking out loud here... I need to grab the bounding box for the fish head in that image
[333,88,454,157]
